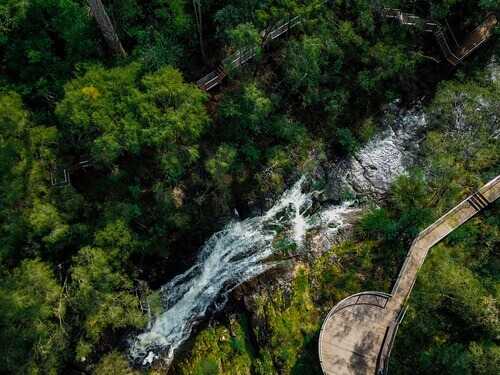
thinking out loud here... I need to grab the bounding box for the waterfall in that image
[129,102,427,365]
[130,177,356,364]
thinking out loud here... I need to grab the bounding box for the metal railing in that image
[319,175,500,375]
[375,306,408,375]
[196,15,302,91]
[391,175,500,297]
[456,14,497,59]
[50,155,93,187]
[380,7,494,66]
[318,291,392,372]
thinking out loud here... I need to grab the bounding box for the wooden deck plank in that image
[382,9,497,67]
[319,176,500,374]
[456,15,497,58]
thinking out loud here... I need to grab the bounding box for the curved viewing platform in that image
[319,175,500,375]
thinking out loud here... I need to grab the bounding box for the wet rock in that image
[324,100,428,201]
[229,314,238,338]
[219,329,230,343]
[132,100,431,366]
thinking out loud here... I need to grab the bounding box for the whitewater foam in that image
[129,103,428,365]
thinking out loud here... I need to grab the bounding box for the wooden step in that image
[469,193,489,210]
[475,191,490,206]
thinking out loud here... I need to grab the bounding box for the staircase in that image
[51,155,93,187]
[468,191,490,210]
[381,8,497,67]
[433,28,461,65]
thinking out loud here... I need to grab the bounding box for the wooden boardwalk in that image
[197,8,496,91]
[196,16,301,91]
[383,8,497,66]
[456,14,497,59]
[319,175,500,375]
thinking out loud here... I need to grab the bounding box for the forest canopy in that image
[0,0,498,373]
[56,63,209,174]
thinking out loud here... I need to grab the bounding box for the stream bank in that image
[131,99,430,371]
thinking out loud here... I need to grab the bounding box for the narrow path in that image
[456,14,497,58]
[319,175,500,375]
[383,8,497,66]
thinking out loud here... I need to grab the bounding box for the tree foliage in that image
[0,259,68,374]
[0,92,68,263]
[0,0,498,373]
[56,63,209,177]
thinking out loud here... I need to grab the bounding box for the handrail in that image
[196,15,302,91]
[391,175,500,298]
[319,176,500,375]
[375,304,407,374]
[318,291,392,369]
[457,14,497,58]
[381,8,496,67]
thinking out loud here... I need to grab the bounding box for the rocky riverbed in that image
[129,99,430,369]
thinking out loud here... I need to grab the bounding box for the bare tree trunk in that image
[193,0,205,62]
[86,0,126,59]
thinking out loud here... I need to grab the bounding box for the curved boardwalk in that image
[319,175,500,375]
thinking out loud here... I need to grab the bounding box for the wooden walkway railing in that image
[319,175,500,375]
[382,8,497,67]
[455,14,498,58]
[196,16,301,91]
[197,7,496,91]
[391,175,500,304]
[51,154,93,187]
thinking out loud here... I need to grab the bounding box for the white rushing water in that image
[129,178,356,364]
[346,101,427,196]
[129,103,428,365]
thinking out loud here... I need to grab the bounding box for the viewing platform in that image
[319,175,500,374]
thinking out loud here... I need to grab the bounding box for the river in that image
[129,101,428,365]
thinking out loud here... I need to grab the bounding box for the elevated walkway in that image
[382,8,497,66]
[51,154,93,187]
[197,7,497,91]
[196,16,301,91]
[319,175,500,374]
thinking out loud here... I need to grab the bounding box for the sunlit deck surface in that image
[319,292,397,375]
[319,175,500,375]
[383,8,497,67]
[456,14,497,58]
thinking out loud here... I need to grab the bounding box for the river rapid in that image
[129,101,428,366]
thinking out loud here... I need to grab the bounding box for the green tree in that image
[424,77,499,208]
[56,63,209,179]
[336,127,360,156]
[70,246,147,359]
[93,350,138,375]
[226,22,263,74]
[357,167,432,247]
[0,92,68,262]
[0,259,68,374]
[1,0,98,108]
[284,36,323,92]
[206,144,238,198]
[0,0,29,45]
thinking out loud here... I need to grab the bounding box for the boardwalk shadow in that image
[348,330,376,374]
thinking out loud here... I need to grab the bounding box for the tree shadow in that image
[348,330,377,374]
[290,330,323,375]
